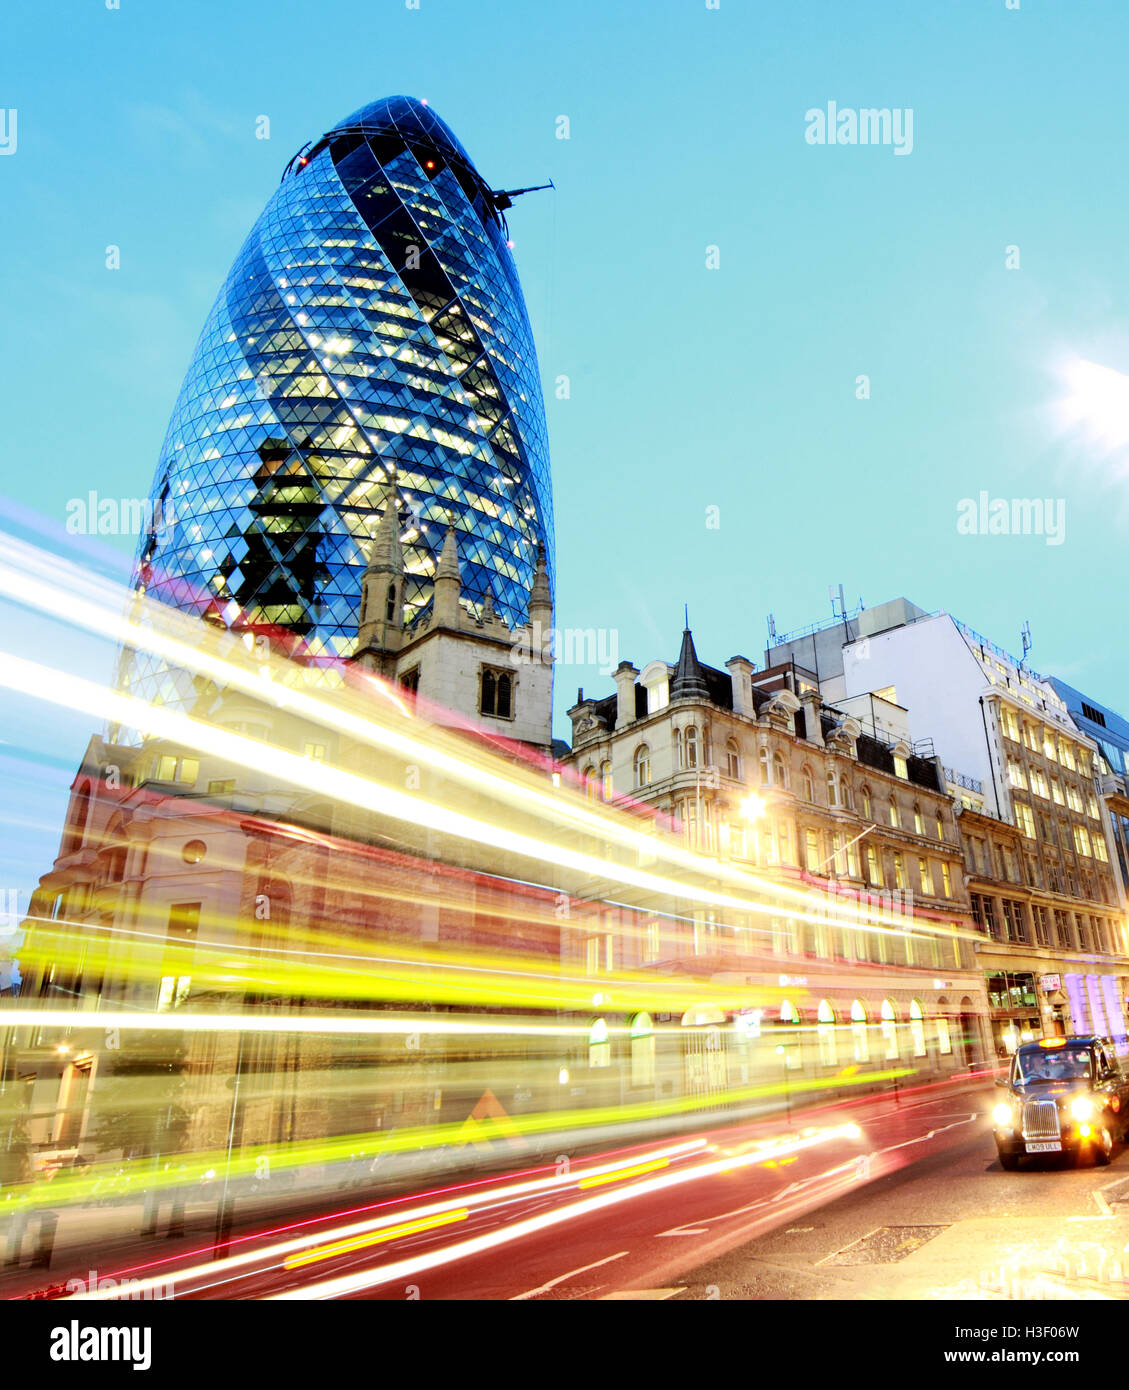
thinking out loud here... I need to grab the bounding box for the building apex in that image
[671,626,709,700]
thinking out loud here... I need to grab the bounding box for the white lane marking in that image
[874,1113,977,1157]
[510,1251,629,1300]
[1094,1189,1113,1218]
[656,1226,711,1237]
[600,1287,685,1300]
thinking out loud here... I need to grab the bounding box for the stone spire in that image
[433,525,462,627]
[670,625,709,701]
[528,544,552,629]
[356,481,404,660]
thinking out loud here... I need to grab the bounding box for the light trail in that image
[69,1138,710,1299]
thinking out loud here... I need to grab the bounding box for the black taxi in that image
[993,1035,1129,1169]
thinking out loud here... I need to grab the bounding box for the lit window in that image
[600,761,612,801]
[866,845,884,886]
[889,797,900,829]
[630,1013,655,1087]
[851,1000,869,1062]
[894,852,907,890]
[588,1018,611,1068]
[894,754,908,779]
[685,726,699,769]
[941,862,953,897]
[910,1000,926,1058]
[881,999,898,1059]
[913,804,924,835]
[918,858,933,895]
[817,1000,837,1066]
[302,742,326,761]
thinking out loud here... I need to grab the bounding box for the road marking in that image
[656,1225,711,1237]
[1094,1189,1113,1218]
[600,1287,686,1300]
[510,1251,629,1300]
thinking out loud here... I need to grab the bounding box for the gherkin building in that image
[128,95,552,692]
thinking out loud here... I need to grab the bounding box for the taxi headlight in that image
[1071,1097,1095,1122]
[993,1102,1014,1126]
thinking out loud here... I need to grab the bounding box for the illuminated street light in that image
[741,793,768,822]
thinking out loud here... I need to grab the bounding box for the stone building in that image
[564,626,991,1081]
[768,599,1129,1054]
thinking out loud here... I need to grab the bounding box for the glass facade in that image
[129,95,551,692]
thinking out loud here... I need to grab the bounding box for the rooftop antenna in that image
[767,613,777,644]
[1020,620,1033,668]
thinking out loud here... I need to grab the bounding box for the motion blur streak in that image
[267,1123,864,1300]
[0,532,970,946]
[72,1139,708,1298]
[283,1209,470,1270]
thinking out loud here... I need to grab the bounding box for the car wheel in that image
[1094,1126,1114,1166]
[998,1151,1021,1171]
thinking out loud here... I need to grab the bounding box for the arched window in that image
[841,780,853,811]
[773,752,788,788]
[726,739,741,779]
[758,745,770,785]
[496,672,512,719]
[582,766,596,799]
[827,770,839,807]
[673,727,683,769]
[685,726,699,769]
[817,999,837,1066]
[802,766,815,801]
[861,785,872,819]
[910,999,927,1058]
[589,1018,611,1068]
[889,796,900,829]
[779,999,799,1023]
[881,999,899,1060]
[481,669,495,714]
[600,761,613,801]
[385,580,397,622]
[630,1012,655,1086]
[913,803,924,835]
[935,997,953,1055]
[851,1000,869,1062]
[634,745,651,787]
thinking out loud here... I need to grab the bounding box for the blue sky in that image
[2,0,1128,915]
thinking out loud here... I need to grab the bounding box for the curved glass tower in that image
[131,95,552,679]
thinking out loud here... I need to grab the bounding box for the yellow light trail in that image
[268,1123,867,1300]
[283,1208,469,1270]
[577,1156,670,1188]
[71,1139,708,1299]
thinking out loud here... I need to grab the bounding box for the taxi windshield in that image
[1015,1046,1093,1084]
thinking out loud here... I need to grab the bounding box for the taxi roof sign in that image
[1039,1037,1067,1048]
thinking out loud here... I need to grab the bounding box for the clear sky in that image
[2,0,1128,919]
